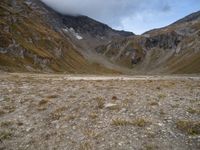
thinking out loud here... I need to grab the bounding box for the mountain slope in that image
[0,0,131,73]
[0,0,199,74]
[96,11,200,74]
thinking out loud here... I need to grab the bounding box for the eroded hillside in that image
[0,0,200,74]
[96,11,200,74]
[0,0,119,73]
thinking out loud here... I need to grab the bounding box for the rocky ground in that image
[0,73,200,150]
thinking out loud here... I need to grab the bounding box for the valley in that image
[0,73,200,150]
[0,0,200,149]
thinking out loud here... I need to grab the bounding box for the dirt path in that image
[0,73,200,150]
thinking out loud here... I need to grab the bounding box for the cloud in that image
[40,0,199,34]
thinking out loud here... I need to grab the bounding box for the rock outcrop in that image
[96,11,200,74]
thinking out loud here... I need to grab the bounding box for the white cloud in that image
[40,0,199,34]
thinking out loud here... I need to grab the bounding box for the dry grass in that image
[112,118,149,127]
[187,107,200,115]
[79,141,92,150]
[176,120,200,135]
[149,101,159,106]
[88,112,98,119]
[64,115,77,122]
[0,121,13,127]
[0,109,6,116]
[95,97,105,109]
[38,98,49,106]
[50,107,67,120]
[2,105,16,113]
[144,143,158,150]
[0,130,12,140]
[158,94,166,99]
[46,95,59,99]
[82,128,98,138]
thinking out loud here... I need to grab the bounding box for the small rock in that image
[105,103,117,109]
[118,142,123,146]
[119,108,127,113]
[72,126,76,130]
[157,123,164,127]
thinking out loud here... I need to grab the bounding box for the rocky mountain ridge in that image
[0,0,199,74]
[96,10,200,74]
[0,0,131,73]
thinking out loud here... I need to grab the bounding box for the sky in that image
[41,0,200,34]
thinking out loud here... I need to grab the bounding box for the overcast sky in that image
[41,0,200,34]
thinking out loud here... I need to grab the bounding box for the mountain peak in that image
[173,10,200,25]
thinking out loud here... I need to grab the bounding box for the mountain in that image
[172,11,200,25]
[0,0,132,73]
[96,11,200,74]
[0,0,199,74]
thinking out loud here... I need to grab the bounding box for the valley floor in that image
[0,73,200,150]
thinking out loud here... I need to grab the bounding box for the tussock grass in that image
[187,107,200,114]
[50,107,67,120]
[46,95,59,99]
[95,97,105,109]
[0,109,6,116]
[0,121,13,127]
[79,141,92,150]
[38,99,49,106]
[158,94,166,99]
[144,144,158,150]
[176,120,200,135]
[88,112,98,119]
[0,130,12,140]
[149,101,159,106]
[112,118,150,127]
[82,128,98,138]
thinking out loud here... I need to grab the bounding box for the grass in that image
[112,118,149,127]
[0,130,12,140]
[0,109,6,116]
[38,95,58,106]
[149,101,159,106]
[3,105,16,113]
[158,94,167,99]
[0,121,13,127]
[38,99,49,106]
[64,115,77,122]
[50,107,67,120]
[159,109,165,115]
[95,97,105,109]
[88,112,98,119]
[79,141,92,150]
[82,128,98,138]
[46,95,59,99]
[144,144,158,150]
[176,120,200,135]
[187,107,200,114]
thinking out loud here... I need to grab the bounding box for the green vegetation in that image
[187,107,200,114]
[176,120,200,135]
[0,130,12,140]
[0,121,13,127]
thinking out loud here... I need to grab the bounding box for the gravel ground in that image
[0,73,200,150]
